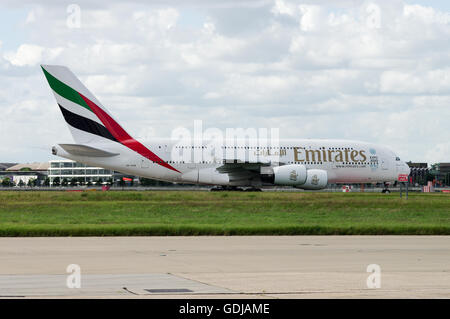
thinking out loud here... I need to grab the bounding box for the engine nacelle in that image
[272,164,307,186]
[296,169,328,190]
[266,165,328,190]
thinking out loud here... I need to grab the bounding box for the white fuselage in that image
[53,138,411,187]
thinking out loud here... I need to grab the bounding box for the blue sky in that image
[0,6,30,51]
[404,0,450,11]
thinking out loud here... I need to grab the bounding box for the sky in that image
[0,0,449,164]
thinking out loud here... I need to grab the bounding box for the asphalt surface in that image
[0,236,448,298]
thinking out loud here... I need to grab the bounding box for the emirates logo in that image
[289,170,298,181]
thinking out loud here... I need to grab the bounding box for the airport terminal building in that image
[48,160,119,185]
[1,160,145,187]
[407,162,429,186]
[0,162,48,186]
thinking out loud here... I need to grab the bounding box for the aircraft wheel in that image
[244,188,262,192]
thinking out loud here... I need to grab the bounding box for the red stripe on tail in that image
[78,93,180,173]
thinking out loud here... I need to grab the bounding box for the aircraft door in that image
[381,156,389,170]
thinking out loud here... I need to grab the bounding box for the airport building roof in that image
[0,163,17,171]
[6,162,50,172]
[406,162,428,168]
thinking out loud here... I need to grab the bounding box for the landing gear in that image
[244,187,262,192]
[210,186,262,192]
[381,182,391,194]
[210,186,244,192]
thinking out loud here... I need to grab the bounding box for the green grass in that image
[0,191,448,236]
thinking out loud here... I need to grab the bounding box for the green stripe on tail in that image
[41,66,92,113]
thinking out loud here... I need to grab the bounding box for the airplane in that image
[41,65,411,192]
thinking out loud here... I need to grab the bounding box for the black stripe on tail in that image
[58,104,118,143]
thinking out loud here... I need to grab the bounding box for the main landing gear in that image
[210,186,242,192]
[210,186,262,192]
[244,187,262,192]
[381,182,391,194]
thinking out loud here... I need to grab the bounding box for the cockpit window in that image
[395,157,400,161]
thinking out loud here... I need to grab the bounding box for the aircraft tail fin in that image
[41,65,181,173]
[41,64,132,145]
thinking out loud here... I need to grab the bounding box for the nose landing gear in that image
[381,182,391,194]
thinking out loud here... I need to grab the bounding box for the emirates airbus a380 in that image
[42,65,410,191]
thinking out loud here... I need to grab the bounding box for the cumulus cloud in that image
[0,0,449,164]
[404,4,450,24]
[380,69,450,94]
[4,44,63,66]
[425,142,450,164]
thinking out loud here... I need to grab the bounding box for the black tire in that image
[244,188,262,192]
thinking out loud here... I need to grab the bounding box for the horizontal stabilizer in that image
[58,144,119,157]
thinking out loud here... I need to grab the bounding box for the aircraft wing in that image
[216,161,279,183]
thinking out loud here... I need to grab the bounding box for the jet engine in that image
[295,168,328,190]
[262,164,328,190]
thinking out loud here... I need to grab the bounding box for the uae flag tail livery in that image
[41,65,179,173]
